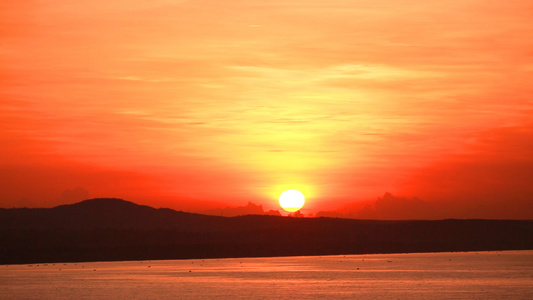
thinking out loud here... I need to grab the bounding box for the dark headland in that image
[1,198,532,264]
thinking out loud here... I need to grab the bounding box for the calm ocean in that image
[1,250,532,299]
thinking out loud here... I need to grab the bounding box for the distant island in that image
[1,198,532,264]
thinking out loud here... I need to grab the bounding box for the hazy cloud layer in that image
[1,1,532,217]
[201,202,282,217]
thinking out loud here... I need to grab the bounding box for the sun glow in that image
[279,189,305,212]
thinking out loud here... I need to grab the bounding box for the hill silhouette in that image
[0,198,226,231]
[1,198,532,264]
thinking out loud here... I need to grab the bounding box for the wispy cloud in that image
[1,0,532,214]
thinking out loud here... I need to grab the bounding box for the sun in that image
[279,189,305,212]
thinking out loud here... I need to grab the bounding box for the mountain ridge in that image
[0,198,228,230]
[1,198,532,264]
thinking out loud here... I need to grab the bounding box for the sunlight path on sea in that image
[1,251,532,299]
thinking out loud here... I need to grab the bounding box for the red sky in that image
[1,0,532,219]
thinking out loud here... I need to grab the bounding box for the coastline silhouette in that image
[1,198,532,264]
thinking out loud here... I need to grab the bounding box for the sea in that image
[1,250,532,299]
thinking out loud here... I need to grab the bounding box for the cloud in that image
[2,0,532,217]
[354,193,440,220]
[288,210,309,218]
[201,202,281,217]
[316,193,440,220]
[403,120,533,219]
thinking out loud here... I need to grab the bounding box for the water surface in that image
[2,251,532,299]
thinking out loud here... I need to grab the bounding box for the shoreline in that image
[5,249,532,266]
[2,200,532,265]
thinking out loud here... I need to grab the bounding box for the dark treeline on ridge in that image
[1,198,532,264]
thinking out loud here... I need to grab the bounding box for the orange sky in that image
[1,0,532,219]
